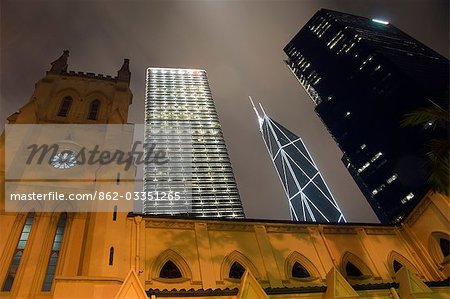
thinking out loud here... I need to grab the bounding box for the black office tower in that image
[284,9,449,224]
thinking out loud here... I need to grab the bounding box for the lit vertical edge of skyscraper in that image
[283,9,449,224]
[144,67,245,219]
[250,98,346,223]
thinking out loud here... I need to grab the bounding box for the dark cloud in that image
[1,0,448,222]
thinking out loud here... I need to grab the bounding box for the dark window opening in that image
[159,260,182,279]
[345,262,363,277]
[229,261,245,279]
[292,262,310,278]
[109,247,114,266]
[439,238,449,257]
[57,97,72,117]
[393,260,403,273]
[88,100,100,120]
[113,206,117,221]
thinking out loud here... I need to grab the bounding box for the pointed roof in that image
[325,267,359,298]
[114,269,147,299]
[237,271,269,299]
[250,99,346,223]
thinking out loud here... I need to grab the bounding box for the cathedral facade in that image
[0,52,448,299]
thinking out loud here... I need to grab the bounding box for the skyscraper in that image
[284,9,449,223]
[144,67,245,218]
[251,98,346,223]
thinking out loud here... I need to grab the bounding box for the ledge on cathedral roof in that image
[127,212,394,228]
[146,287,238,296]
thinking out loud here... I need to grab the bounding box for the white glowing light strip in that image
[372,19,389,25]
[147,67,206,72]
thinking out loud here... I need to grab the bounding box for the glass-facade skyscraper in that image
[284,9,449,223]
[251,98,346,223]
[144,67,245,218]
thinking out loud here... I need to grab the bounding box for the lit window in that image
[42,213,67,292]
[357,162,370,173]
[370,152,383,162]
[424,121,434,129]
[387,174,398,184]
[371,184,386,196]
[2,212,35,292]
[400,192,414,204]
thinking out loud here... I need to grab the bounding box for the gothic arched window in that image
[2,212,35,292]
[42,213,67,291]
[292,262,310,278]
[229,261,246,279]
[345,262,364,277]
[393,260,403,273]
[159,260,182,279]
[440,238,450,257]
[57,96,73,117]
[87,100,100,120]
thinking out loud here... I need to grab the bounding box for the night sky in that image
[1,0,448,222]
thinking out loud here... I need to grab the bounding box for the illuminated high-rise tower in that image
[144,67,244,218]
[250,98,346,223]
[284,9,449,223]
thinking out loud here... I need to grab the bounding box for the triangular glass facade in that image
[260,114,346,223]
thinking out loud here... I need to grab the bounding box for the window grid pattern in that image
[144,67,244,218]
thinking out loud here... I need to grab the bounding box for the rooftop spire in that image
[117,58,131,83]
[249,96,264,129]
[49,50,69,74]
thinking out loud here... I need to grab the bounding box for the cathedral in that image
[0,51,448,299]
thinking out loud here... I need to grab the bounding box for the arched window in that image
[393,260,403,273]
[345,262,364,278]
[109,247,114,266]
[440,238,449,257]
[57,97,73,117]
[87,100,100,120]
[42,213,67,291]
[159,260,182,279]
[229,261,246,279]
[292,262,310,278]
[2,212,35,291]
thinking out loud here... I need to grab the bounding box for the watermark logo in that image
[5,124,193,213]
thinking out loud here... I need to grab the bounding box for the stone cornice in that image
[135,214,397,235]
